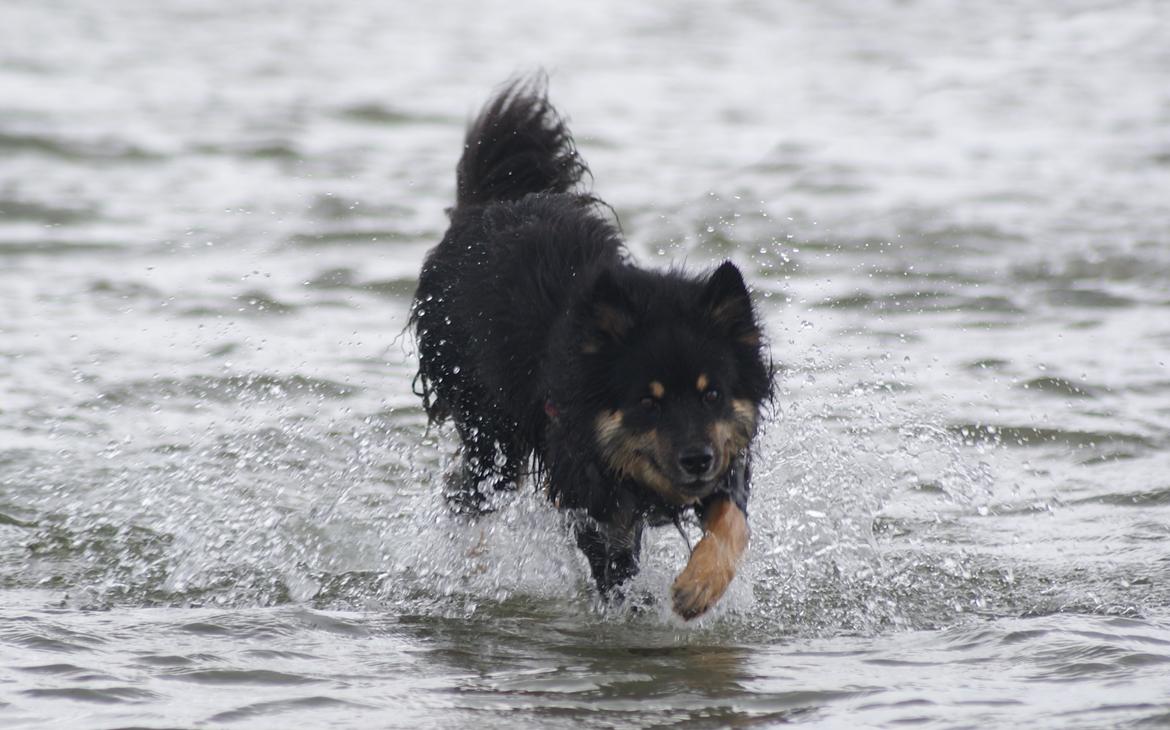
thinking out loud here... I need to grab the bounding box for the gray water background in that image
[2,1,1170,727]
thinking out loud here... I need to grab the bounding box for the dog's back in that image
[411,77,624,494]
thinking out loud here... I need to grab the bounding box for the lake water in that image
[2,1,1170,727]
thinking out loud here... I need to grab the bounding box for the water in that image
[2,0,1169,727]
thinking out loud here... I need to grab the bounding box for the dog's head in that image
[578,261,772,506]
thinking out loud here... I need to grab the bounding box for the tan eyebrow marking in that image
[649,381,665,399]
[696,374,709,392]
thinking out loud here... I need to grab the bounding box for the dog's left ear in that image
[582,270,635,351]
[701,261,760,346]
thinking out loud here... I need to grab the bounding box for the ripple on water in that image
[0,197,95,224]
[306,267,419,299]
[208,696,371,724]
[135,654,197,667]
[0,239,125,256]
[287,227,422,247]
[84,373,359,409]
[165,669,323,686]
[19,686,160,704]
[1045,287,1139,309]
[1018,376,1100,398]
[177,289,298,317]
[190,139,302,161]
[336,102,452,126]
[3,629,106,655]
[0,130,161,161]
[1012,247,1170,286]
[1070,487,1170,507]
[815,290,1026,316]
[88,278,164,301]
[947,423,1155,450]
[0,0,1168,726]
[306,194,411,220]
[15,662,105,677]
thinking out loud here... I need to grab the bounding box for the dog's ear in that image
[701,261,760,346]
[584,270,634,348]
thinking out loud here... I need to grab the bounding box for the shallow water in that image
[3,1,1170,727]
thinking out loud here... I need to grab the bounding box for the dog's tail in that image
[455,74,589,209]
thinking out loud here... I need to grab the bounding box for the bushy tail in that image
[455,74,589,208]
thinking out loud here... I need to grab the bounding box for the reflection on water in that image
[2,0,1170,727]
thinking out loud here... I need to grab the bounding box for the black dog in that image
[410,77,772,619]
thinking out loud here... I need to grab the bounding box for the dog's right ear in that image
[701,261,760,346]
[583,270,634,350]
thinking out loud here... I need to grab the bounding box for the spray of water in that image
[5,316,1002,637]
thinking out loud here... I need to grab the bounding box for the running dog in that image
[410,76,772,619]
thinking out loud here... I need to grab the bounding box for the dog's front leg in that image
[574,516,644,598]
[671,493,749,620]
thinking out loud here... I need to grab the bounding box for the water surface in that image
[2,1,1170,727]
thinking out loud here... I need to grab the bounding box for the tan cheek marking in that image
[731,399,759,433]
[708,420,734,448]
[708,400,759,463]
[696,374,709,392]
[596,304,632,338]
[671,498,749,620]
[632,464,670,492]
[649,381,665,399]
[626,429,677,499]
[706,421,734,475]
[738,330,761,346]
[595,418,695,506]
[594,410,624,448]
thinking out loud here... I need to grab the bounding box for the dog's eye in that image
[639,396,659,413]
[703,389,721,404]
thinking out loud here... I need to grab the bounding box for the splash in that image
[4,351,1007,638]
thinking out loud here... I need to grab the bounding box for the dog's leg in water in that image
[442,455,492,516]
[574,516,644,599]
[671,497,749,620]
[442,423,523,516]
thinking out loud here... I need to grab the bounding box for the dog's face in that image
[581,262,771,505]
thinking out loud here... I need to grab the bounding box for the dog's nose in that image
[678,446,714,478]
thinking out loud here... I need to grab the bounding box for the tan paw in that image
[670,499,749,621]
[671,537,735,619]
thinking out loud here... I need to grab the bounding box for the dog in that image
[410,76,772,619]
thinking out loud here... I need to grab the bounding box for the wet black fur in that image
[411,76,772,596]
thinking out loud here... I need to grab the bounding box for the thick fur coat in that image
[411,77,772,618]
